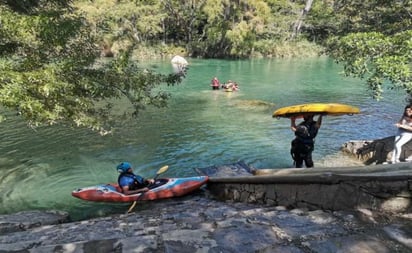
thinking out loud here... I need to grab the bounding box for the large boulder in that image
[341,136,412,164]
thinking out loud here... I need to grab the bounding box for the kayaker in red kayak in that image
[117,162,155,195]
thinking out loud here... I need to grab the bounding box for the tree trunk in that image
[291,0,314,40]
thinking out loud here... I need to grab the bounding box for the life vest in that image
[118,173,146,192]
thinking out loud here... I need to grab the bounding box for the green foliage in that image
[74,0,308,59]
[0,1,183,133]
[326,30,412,100]
[3,0,412,130]
[226,21,254,57]
[161,0,208,44]
[199,0,276,58]
[304,1,337,41]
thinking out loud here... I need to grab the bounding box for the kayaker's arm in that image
[122,185,150,195]
[122,178,155,195]
[146,178,155,184]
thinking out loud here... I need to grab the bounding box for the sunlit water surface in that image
[0,57,406,220]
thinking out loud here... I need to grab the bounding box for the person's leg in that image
[295,155,303,168]
[393,134,412,162]
[291,139,301,167]
[304,152,314,168]
[292,151,304,168]
[391,135,402,163]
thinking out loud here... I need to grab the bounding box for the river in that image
[0,57,406,220]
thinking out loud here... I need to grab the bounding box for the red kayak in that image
[72,176,208,202]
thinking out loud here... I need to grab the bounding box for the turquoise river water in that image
[0,57,406,220]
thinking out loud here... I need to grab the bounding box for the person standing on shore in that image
[290,114,323,168]
[390,104,412,164]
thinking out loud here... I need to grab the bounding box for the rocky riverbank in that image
[1,190,412,253]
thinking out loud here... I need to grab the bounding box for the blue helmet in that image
[117,162,132,173]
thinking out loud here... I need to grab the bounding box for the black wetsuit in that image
[290,121,319,168]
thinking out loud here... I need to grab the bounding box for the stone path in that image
[1,191,411,253]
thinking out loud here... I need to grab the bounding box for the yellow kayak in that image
[273,103,360,118]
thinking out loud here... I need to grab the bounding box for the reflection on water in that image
[0,57,405,220]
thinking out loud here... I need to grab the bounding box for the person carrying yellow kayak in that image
[290,114,323,168]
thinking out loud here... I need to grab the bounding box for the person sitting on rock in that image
[390,104,412,164]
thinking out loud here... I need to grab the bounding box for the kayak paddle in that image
[126,165,169,213]
[154,165,169,179]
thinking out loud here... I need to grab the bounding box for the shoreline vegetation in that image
[76,0,326,61]
[114,41,325,61]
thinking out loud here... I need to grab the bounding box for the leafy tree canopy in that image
[327,30,412,100]
[322,0,412,100]
[0,0,183,134]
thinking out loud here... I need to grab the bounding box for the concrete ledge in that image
[207,163,412,213]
